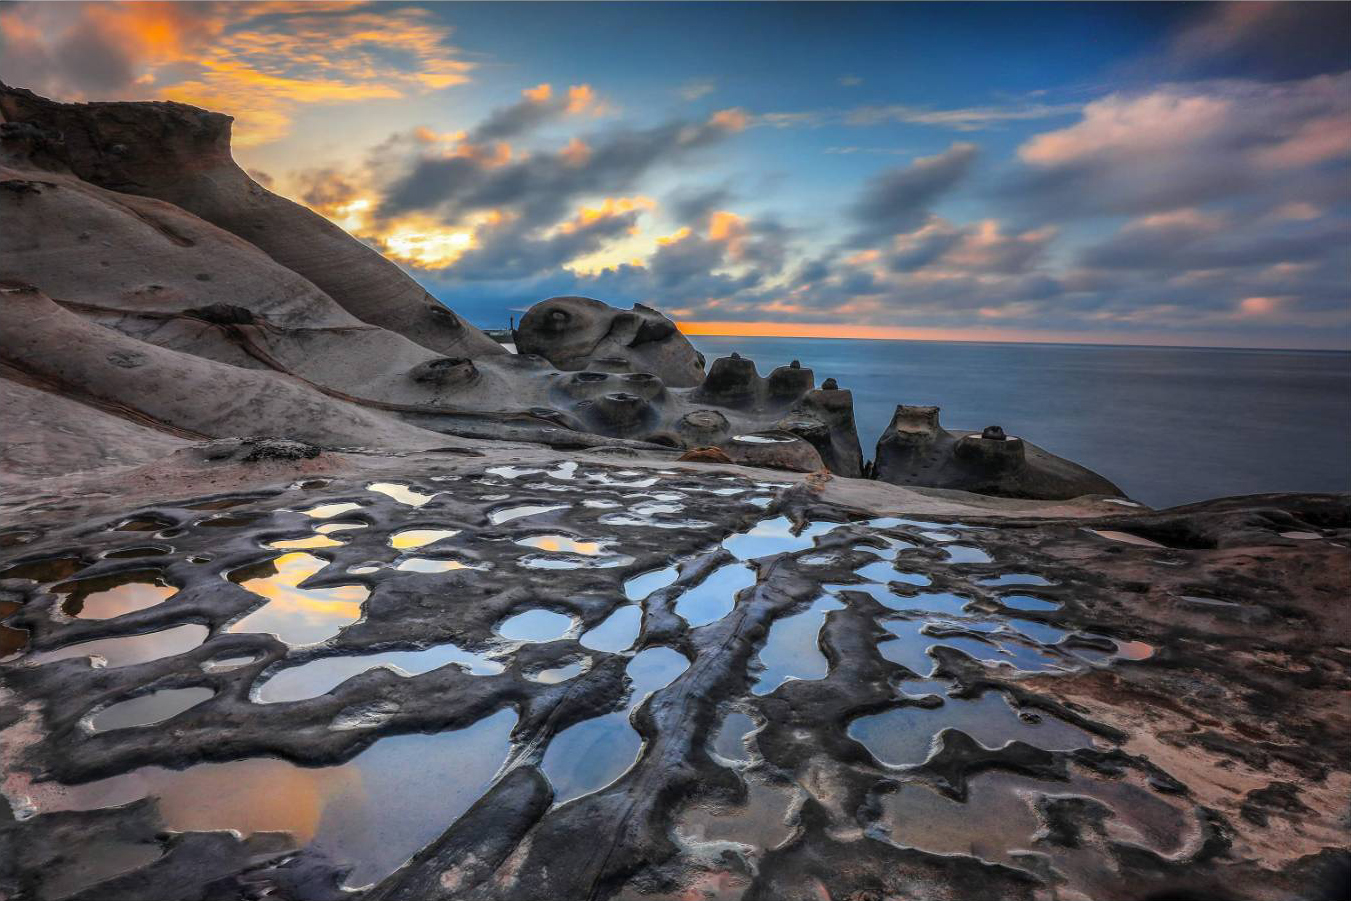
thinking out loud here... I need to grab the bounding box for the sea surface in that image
[688,337,1351,509]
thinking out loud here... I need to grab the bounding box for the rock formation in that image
[873,404,1122,500]
[0,84,504,360]
[514,295,706,387]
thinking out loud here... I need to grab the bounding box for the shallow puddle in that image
[367,483,436,507]
[710,711,757,763]
[540,647,689,803]
[854,560,931,587]
[516,535,632,569]
[979,573,1053,587]
[227,553,369,645]
[998,594,1062,613]
[302,502,364,520]
[199,513,264,529]
[941,545,994,564]
[920,530,959,543]
[53,571,177,620]
[848,692,1097,766]
[675,563,756,628]
[624,565,679,601]
[723,517,838,561]
[878,768,1190,876]
[388,528,459,550]
[489,504,570,525]
[527,659,586,683]
[88,687,214,731]
[25,624,209,668]
[498,609,576,643]
[1007,618,1068,644]
[393,557,479,573]
[675,778,795,852]
[1279,531,1321,540]
[0,600,28,658]
[580,605,642,652]
[36,709,518,888]
[751,595,845,695]
[255,644,502,703]
[517,534,606,554]
[0,556,83,583]
[114,518,172,533]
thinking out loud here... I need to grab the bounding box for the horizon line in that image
[674,320,1351,353]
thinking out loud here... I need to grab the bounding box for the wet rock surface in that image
[1,456,1346,901]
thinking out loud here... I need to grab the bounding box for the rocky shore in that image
[1,84,1347,901]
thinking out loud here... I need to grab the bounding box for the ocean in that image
[687,337,1351,509]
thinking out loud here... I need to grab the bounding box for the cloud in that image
[1007,73,1351,219]
[1165,2,1351,81]
[376,109,748,227]
[0,1,475,145]
[838,75,863,87]
[848,142,979,243]
[678,79,716,101]
[469,82,600,143]
[843,101,1079,131]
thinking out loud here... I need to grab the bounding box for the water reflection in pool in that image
[751,595,844,695]
[35,709,519,888]
[255,644,502,703]
[227,553,369,645]
[674,563,756,628]
[88,687,214,731]
[25,624,208,668]
[540,647,688,803]
[54,571,177,620]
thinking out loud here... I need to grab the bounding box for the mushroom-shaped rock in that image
[724,431,825,473]
[514,296,705,387]
[677,409,733,446]
[690,355,761,408]
[873,405,1122,500]
[790,388,865,478]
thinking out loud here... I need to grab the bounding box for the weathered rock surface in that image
[874,404,1123,500]
[0,449,1345,901]
[515,295,706,388]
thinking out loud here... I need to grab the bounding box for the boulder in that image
[514,296,705,387]
[873,404,1123,500]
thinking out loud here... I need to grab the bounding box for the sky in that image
[2,1,1349,349]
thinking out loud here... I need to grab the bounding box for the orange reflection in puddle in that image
[54,572,177,620]
[228,553,369,645]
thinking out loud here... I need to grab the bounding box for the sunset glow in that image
[2,1,1345,348]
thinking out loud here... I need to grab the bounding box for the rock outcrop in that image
[0,83,504,360]
[873,404,1123,499]
[514,295,706,387]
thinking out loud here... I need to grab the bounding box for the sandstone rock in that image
[514,296,705,387]
[0,83,503,360]
[873,404,1123,500]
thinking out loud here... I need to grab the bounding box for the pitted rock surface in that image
[2,464,1347,901]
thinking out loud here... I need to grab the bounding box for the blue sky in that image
[3,1,1348,347]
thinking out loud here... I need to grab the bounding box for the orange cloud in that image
[710,108,750,131]
[1,2,475,146]
[523,83,553,104]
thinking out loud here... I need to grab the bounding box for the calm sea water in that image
[689,337,1351,508]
